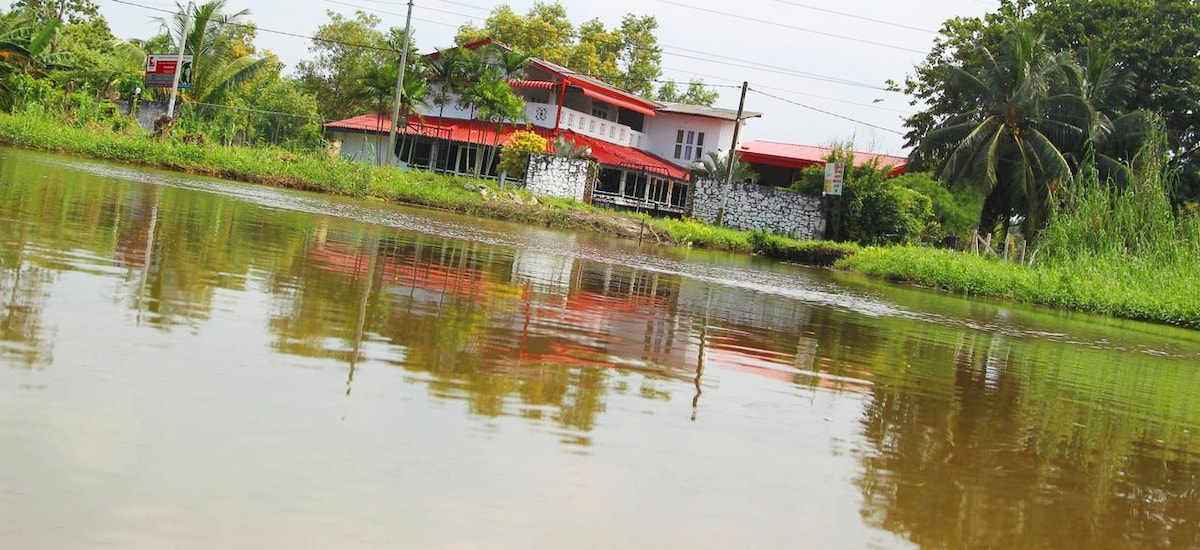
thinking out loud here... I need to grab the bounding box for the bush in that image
[498,130,548,179]
[749,231,860,266]
[788,152,938,245]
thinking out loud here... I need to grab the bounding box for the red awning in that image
[569,79,657,117]
[560,131,688,180]
[507,79,559,90]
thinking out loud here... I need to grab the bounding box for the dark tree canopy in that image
[898,0,1200,200]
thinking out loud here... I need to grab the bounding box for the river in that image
[2,147,1200,548]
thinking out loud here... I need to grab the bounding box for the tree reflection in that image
[850,328,1200,548]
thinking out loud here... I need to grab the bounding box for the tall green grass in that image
[839,138,1200,327]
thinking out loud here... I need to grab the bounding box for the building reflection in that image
[284,228,844,441]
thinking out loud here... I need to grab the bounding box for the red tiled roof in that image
[325,114,688,181]
[557,131,689,180]
[739,140,908,177]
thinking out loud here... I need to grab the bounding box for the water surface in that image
[2,147,1200,548]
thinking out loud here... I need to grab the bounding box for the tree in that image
[899,0,1200,202]
[10,0,97,25]
[612,14,660,97]
[0,16,68,110]
[923,26,1077,234]
[155,0,269,106]
[694,151,756,183]
[454,3,674,99]
[656,78,719,107]
[296,10,420,121]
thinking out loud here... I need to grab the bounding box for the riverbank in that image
[0,111,855,265]
[1,111,1197,328]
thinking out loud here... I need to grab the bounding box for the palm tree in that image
[925,26,1077,235]
[356,59,397,163]
[551,135,589,158]
[424,46,473,171]
[695,150,756,183]
[157,0,268,106]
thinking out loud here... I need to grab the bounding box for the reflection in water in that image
[4,148,1200,547]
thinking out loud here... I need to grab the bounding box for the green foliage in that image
[900,0,1199,204]
[455,2,663,97]
[747,232,860,267]
[693,150,756,183]
[655,78,719,107]
[651,217,752,252]
[152,1,269,106]
[550,134,587,158]
[838,138,1200,327]
[498,130,546,178]
[10,0,97,25]
[792,150,937,246]
[890,172,982,243]
[296,10,421,121]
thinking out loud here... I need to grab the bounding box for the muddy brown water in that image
[3,147,1200,548]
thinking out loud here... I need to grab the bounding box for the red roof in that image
[738,140,908,177]
[557,131,688,180]
[325,114,687,181]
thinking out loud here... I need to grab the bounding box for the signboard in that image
[823,162,845,196]
[145,54,193,89]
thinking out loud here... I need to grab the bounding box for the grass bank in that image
[838,149,1200,328]
[837,247,1200,327]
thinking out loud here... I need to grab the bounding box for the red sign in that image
[145,54,192,88]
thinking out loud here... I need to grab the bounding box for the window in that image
[674,130,705,161]
[591,104,610,120]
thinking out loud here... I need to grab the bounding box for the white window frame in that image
[673,130,705,161]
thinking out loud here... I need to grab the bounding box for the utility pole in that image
[167,1,194,118]
[384,0,416,167]
[717,81,749,226]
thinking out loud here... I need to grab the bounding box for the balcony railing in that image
[526,103,645,149]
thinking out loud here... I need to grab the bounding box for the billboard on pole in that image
[823,162,845,196]
[145,54,193,88]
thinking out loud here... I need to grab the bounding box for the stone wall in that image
[114,100,169,132]
[690,178,825,239]
[523,154,590,202]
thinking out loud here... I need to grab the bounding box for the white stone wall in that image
[690,178,825,239]
[523,154,590,202]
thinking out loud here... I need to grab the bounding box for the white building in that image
[325,39,760,215]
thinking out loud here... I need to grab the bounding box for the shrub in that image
[498,131,548,179]
[749,231,860,266]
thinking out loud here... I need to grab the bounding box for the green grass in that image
[837,247,1200,327]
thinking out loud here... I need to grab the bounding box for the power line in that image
[763,0,937,34]
[662,49,890,91]
[654,0,927,54]
[661,65,912,114]
[749,87,904,135]
[106,0,405,52]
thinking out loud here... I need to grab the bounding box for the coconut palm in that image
[925,27,1078,235]
[156,0,268,106]
[695,150,756,183]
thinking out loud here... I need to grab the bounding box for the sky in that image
[96,0,997,155]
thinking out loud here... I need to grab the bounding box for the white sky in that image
[97,0,997,155]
